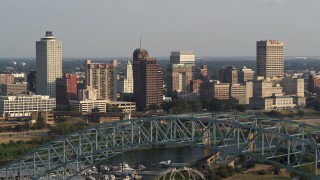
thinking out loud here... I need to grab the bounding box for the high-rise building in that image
[84,59,118,101]
[118,60,133,93]
[282,75,304,97]
[196,65,208,81]
[219,66,238,84]
[252,78,282,97]
[256,40,284,78]
[170,51,195,78]
[27,70,36,93]
[167,64,193,93]
[36,31,62,97]
[200,81,230,101]
[0,74,15,84]
[133,48,163,110]
[308,74,320,94]
[56,73,78,105]
[238,66,254,83]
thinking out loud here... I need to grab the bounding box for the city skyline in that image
[1,0,320,58]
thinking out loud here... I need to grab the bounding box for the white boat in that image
[158,160,171,167]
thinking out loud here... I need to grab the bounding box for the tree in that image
[268,110,283,118]
[148,104,160,112]
[37,116,46,129]
[161,101,173,114]
[190,100,203,112]
[91,107,100,112]
[297,110,305,117]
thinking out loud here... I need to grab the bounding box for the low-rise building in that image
[109,101,136,112]
[30,111,55,125]
[0,83,28,96]
[249,95,301,110]
[69,99,109,113]
[230,82,253,104]
[0,95,55,118]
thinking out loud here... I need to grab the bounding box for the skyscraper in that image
[84,59,118,101]
[118,60,133,93]
[170,51,195,78]
[36,31,62,97]
[256,40,284,78]
[167,64,193,93]
[56,73,78,105]
[133,48,163,110]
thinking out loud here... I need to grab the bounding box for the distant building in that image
[256,40,284,78]
[133,48,164,110]
[27,70,36,93]
[0,74,15,84]
[167,64,193,93]
[230,82,253,104]
[308,74,320,94]
[219,66,238,84]
[196,65,208,81]
[0,83,27,96]
[36,31,62,97]
[0,95,55,118]
[56,73,78,105]
[170,51,195,78]
[84,59,118,101]
[238,66,254,83]
[190,79,203,93]
[249,95,305,111]
[200,81,230,101]
[118,60,133,94]
[282,75,304,97]
[178,92,200,101]
[253,78,282,97]
[109,101,136,112]
[30,111,55,125]
[69,99,109,113]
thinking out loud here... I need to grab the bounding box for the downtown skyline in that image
[0,0,319,58]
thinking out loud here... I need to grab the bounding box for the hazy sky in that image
[0,0,319,58]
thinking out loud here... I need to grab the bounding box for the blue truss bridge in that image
[1,113,320,179]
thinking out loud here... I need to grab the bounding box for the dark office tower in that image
[133,48,164,111]
[256,40,284,78]
[56,73,78,105]
[27,70,36,93]
[219,66,238,84]
[196,65,208,81]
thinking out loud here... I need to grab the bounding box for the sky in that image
[0,0,319,58]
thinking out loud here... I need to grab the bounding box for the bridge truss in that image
[1,113,320,179]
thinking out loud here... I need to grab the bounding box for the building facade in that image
[256,40,284,78]
[0,74,15,84]
[249,95,303,111]
[0,95,55,117]
[200,81,230,101]
[36,31,62,97]
[238,66,254,83]
[133,48,163,110]
[167,64,193,93]
[56,73,78,105]
[283,75,304,97]
[219,66,238,84]
[118,60,133,93]
[308,74,320,94]
[27,70,36,93]
[84,59,118,101]
[170,51,195,78]
[230,82,253,104]
[0,83,27,96]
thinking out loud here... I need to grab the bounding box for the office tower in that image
[238,66,254,83]
[190,79,203,93]
[200,81,230,101]
[84,59,118,101]
[256,40,284,78]
[252,78,282,97]
[133,48,163,110]
[230,82,253,104]
[118,60,133,93]
[56,73,78,105]
[27,70,36,93]
[308,75,320,94]
[0,83,27,96]
[170,51,195,78]
[282,75,304,97]
[36,31,62,97]
[196,65,208,81]
[0,74,15,84]
[167,64,193,93]
[219,66,238,84]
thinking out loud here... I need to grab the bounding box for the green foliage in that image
[190,100,203,112]
[49,121,91,135]
[297,110,305,117]
[258,170,267,175]
[268,110,283,118]
[106,104,123,112]
[238,154,246,164]
[161,101,173,113]
[216,166,234,178]
[0,138,52,161]
[207,97,239,112]
[172,99,190,114]
[54,105,77,112]
[37,116,46,129]
[290,164,314,180]
[148,104,160,112]
[91,107,100,112]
